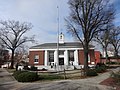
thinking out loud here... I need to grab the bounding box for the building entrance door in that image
[59,58,64,65]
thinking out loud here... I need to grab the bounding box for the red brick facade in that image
[95,51,101,64]
[29,51,44,65]
[29,49,95,65]
[89,49,95,63]
[78,49,95,65]
[78,50,84,65]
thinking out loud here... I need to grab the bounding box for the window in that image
[69,51,74,61]
[34,55,39,63]
[88,54,90,62]
[60,35,62,39]
[49,51,54,62]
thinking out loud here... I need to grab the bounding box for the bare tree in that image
[0,20,34,69]
[15,44,29,62]
[94,25,113,62]
[14,45,29,71]
[110,26,120,59]
[66,0,114,75]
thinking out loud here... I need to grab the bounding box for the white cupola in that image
[59,32,64,44]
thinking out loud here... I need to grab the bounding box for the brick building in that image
[0,49,9,68]
[95,51,101,64]
[29,33,96,70]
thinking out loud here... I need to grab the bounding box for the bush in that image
[23,66,30,70]
[13,71,38,82]
[95,63,106,68]
[106,62,118,64]
[95,66,107,73]
[86,69,98,76]
[13,71,27,79]
[30,66,37,71]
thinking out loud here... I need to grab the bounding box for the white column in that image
[64,50,68,65]
[44,50,48,66]
[74,50,79,65]
[54,50,58,65]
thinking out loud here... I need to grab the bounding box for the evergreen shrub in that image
[95,66,107,73]
[86,69,98,76]
[13,71,38,82]
[30,66,37,71]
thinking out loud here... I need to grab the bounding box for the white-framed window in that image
[34,55,39,63]
[69,51,74,61]
[49,51,54,62]
[88,54,90,63]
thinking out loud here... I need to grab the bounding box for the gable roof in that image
[30,42,94,49]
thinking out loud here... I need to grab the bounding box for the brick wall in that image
[78,49,95,65]
[78,50,84,65]
[95,51,101,64]
[29,51,44,65]
[89,49,95,63]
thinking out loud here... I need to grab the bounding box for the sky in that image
[0,0,120,50]
[0,0,72,45]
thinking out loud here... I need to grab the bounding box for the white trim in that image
[34,62,39,64]
[59,55,64,58]
[74,50,79,65]
[29,48,94,51]
[44,50,48,66]
[54,50,58,65]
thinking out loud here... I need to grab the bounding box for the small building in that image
[0,49,9,68]
[29,33,96,70]
[102,50,114,57]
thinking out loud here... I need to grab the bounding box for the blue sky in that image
[0,0,120,49]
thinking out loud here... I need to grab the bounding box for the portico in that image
[44,49,79,66]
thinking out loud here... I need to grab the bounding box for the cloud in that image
[7,0,70,46]
[1,0,119,48]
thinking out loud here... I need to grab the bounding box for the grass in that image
[39,74,64,80]
[9,69,108,82]
[37,70,82,81]
[37,70,93,81]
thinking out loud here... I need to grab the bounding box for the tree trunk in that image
[10,49,15,69]
[83,44,89,76]
[105,47,109,62]
[114,48,119,61]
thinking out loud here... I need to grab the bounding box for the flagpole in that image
[57,6,59,68]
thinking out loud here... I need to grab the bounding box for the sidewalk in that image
[0,68,15,83]
[0,68,23,90]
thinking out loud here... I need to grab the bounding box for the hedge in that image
[95,66,107,73]
[86,69,98,76]
[13,71,38,82]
